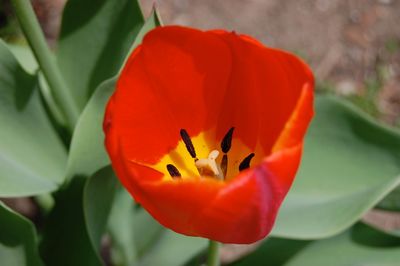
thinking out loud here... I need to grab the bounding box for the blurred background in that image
[1,0,399,126]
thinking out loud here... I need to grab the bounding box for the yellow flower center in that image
[151,128,260,181]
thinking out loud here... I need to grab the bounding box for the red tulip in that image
[103,26,314,244]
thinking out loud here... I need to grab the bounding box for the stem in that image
[10,0,79,130]
[207,240,220,266]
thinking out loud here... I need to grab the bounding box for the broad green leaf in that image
[66,77,115,180]
[66,10,162,180]
[138,231,207,266]
[7,42,67,126]
[0,202,43,266]
[133,208,165,258]
[285,224,400,266]
[108,188,164,266]
[40,167,117,266]
[39,177,101,266]
[84,166,118,255]
[377,186,400,211]
[7,43,37,74]
[272,95,400,239]
[7,42,66,126]
[231,224,400,266]
[0,40,67,197]
[57,0,144,110]
[108,187,139,266]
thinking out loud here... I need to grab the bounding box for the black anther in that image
[221,127,234,153]
[167,164,181,178]
[239,153,255,171]
[180,129,197,158]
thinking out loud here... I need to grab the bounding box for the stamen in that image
[239,153,255,171]
[166,164,181,178]
[221,127,235,153]
[221,154,228,177]
[180,129,197,159]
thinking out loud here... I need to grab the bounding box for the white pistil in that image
[195,150,224,180]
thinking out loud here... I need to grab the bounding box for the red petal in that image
[273,83,314,152]
[210,31,314,153]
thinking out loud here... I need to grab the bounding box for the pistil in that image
[195,150,224,180]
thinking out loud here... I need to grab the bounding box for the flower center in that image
[166,128,255,180]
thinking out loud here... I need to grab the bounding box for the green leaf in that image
[231,224,400,266]
[0,40,67,197]
[0,201,43,266]
[272,95,400,239]
[133,208,165,258]
[57,0,144,110]
[84,166,118,255]
[108,187,139,266]
[7,43,37,74]
[66,77,115,180]
[108,188,165,266]
[40,177,101,266]
[7,42,67,126]
[138,230,207,266]
[66,9,162,180]
[40,167,117,266]
[286,224,400,266]
[377,186,400,211]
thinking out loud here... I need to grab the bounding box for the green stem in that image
[10,0,79,130]
[207,240,220,266]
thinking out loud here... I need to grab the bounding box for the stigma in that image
[195,150,224,180]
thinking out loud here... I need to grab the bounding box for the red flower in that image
[103,26,314,244]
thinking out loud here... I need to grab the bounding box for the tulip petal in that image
[210,31,314,153]
[273,83,314,152]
